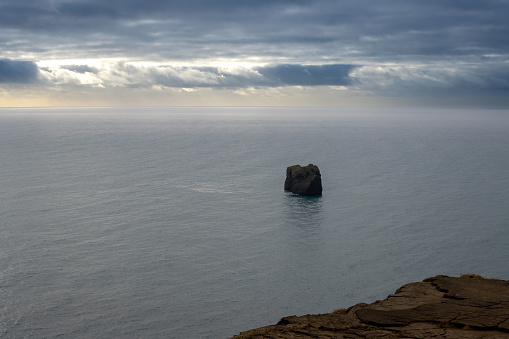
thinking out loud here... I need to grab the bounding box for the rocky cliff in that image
[231,275,509,338]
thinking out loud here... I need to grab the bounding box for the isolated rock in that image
[284,164,322,196]
[231,275,509,338]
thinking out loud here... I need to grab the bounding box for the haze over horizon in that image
[1,0,508,107]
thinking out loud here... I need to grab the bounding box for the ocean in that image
[0,106,508,338]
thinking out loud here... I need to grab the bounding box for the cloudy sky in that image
[1,0,508,106]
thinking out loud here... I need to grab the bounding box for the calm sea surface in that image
[1,106,508,338]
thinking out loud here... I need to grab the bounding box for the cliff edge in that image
[231,275,509,338]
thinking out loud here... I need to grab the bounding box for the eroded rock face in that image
[231,275,509,338]
[284,164,322,196]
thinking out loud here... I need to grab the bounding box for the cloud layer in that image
[36,63,357,88]
[2,0,507,62]
[1,0,508,105]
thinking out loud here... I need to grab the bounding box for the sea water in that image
[0,106,508,338]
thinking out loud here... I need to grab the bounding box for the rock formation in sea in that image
[231,274,509,338]
[284,164,322,196]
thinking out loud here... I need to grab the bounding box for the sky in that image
[1,0,508,106]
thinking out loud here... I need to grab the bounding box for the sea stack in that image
[284,164,322,196]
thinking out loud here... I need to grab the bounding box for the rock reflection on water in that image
[282,192,324,235]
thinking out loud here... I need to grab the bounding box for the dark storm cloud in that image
[0,60,40,84]
[257,65,356,86]
[153,64,357,88]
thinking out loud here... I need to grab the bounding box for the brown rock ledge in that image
[230,275,509,338]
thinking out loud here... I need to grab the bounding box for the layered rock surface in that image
[231,275,509,338]
[284,164,322,196]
